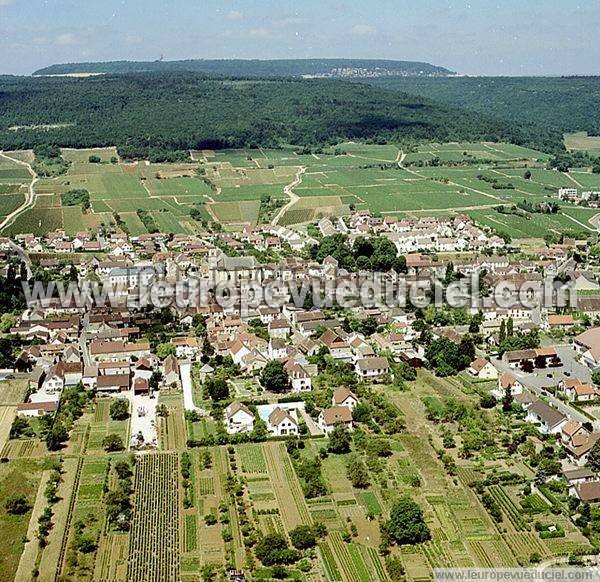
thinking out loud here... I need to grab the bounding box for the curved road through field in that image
[271,166,306,226]
[0,151,39,233]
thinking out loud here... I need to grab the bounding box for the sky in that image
[0,0,598,76]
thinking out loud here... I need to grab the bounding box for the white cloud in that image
[351,24,376,37]
[247,28,271,39]
[55,32,78,46]
[226,10,243,21]
[0,0,15,6]
[272,16,306,27]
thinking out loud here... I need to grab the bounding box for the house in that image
[493,373,523,399]
[565,432,600,466]
[570,481,600,503]
[133,377,149,394]
[284,360,313,393]
[561,419,586,445]
[563,467,596,488]
[43,363,65,394]
[318,406,353,436]
[525,401,567,434]
[560,379,598,402]
[545,314,575,331]
[198,363,214,382]
[16,401,59,417]
[319,329,353,361]
[268,318,291,339]
[163,355,180,387]
[332,387,359,411]
[574,327,600,369]
[96,373,130,393]
[267,407,298,436]
[171,337,200,360]
[355,357,389,380]
[468,357,498,380]
[513,391,538,411]
[224,402,255,435]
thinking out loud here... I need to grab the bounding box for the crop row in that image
[128,453,180,582]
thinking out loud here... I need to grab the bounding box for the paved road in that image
[491,349,599,429]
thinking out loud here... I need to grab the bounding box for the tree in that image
[260,360,290,393]
[9,416,33,439]
[506,317,514,337]
[592,368,600,386]
[327,424,352,454]
[499,320,506,344]
[114,460,133,480]
[149,370,162,390]
[346,454,370,488]
[5,494,31,515]
[46,423,69,451]
[587,439,600,472]
[205,374,229,401]
[156,343,176,359]
[524,170,532,180]
[502,385,514,413]
[109,398,129,420]
[102,434,124,452]
[88,155,101,163]
[289,525,317,550]
[384,497,431,545]
[480,394,497,409]
[254,533,300,566]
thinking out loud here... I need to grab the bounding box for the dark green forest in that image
[33,58,454,77]
[368,76,600,137]
[0,73,562,157]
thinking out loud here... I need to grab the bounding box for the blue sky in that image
[0,0,597,76]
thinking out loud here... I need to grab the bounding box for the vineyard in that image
[128,453,180,582]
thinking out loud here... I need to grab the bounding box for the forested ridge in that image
[368,76,600,137]
[0,72,562,156]
[33,58,454,77]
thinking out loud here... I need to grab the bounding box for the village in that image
[0,206,600,580]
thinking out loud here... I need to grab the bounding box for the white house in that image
[224,402,255,435]
[355,357,389,380]
[526,400,567,434]
[267,407,298,437]
[318,406,353,436]
[468,357,498,380]
[332,387,359,411]
[493,373,524,399]
[285,360,313,393]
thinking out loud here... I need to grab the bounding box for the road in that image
[5,239,32,279]
[179,361,206,414]
[491,348,599,429]
[271,166,306,226]
[0,151,39,232]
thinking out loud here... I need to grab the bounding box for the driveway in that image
[179,361,205,414]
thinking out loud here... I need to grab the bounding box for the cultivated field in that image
[3,141,598,238]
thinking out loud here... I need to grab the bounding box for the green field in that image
[565,132,600,152]
[2,142,599,237]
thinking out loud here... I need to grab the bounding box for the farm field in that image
[0,366,595,580]
[2,141,598,237]
[0,459,47,580]
[564,132,600,152]
[128,453,180,581]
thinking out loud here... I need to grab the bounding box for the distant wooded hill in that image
[33,58,455,78]
[0,72,560,158]
[367,76,600,137]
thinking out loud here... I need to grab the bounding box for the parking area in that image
[127,392,158,448]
